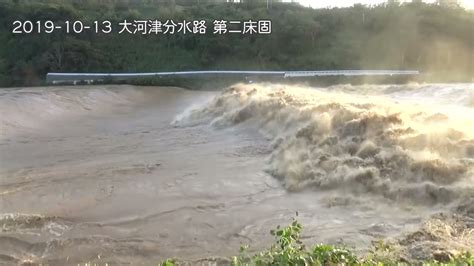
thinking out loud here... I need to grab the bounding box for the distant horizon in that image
[290,0,474,9]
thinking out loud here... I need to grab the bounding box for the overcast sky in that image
[292,0,474,9]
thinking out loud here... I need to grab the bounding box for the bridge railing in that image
[46,70,419,84]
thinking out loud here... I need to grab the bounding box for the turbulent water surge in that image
[175,83,474,205]
[0,83,472,264]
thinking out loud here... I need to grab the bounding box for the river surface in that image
[0,83,472,264]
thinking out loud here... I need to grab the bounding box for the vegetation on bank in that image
[161,217,473,266]
[0,0,473,87]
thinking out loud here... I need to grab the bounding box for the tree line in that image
[0,0,472,86]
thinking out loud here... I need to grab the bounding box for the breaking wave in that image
[324,83,474,108]
[0,213,70,236]
[174,83,474,205]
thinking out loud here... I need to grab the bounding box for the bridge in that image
[46,70,419,84]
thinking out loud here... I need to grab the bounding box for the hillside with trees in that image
[0,0,472,86]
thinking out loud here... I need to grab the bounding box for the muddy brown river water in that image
[0,84,472,264]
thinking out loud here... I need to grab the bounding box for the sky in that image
[292,0,474,9]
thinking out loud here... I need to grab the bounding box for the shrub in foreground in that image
[162,216,473,266]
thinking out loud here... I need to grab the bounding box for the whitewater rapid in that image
[174,83,474,206]
[0,83,472,264]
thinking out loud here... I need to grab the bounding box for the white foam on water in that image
[174,83,474,205]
